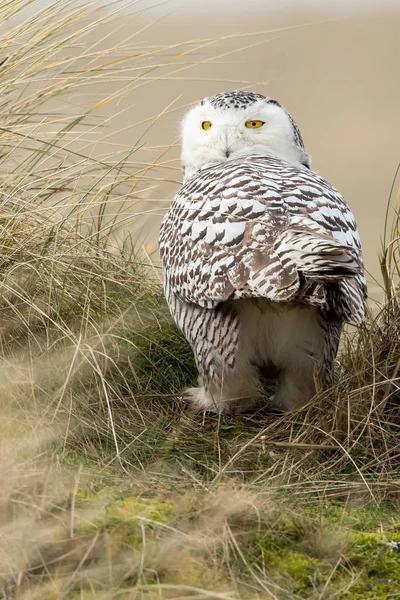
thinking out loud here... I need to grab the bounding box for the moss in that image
[263,548,330,593]
[335,531,400,598]
[73,487,174,548]
[8,471,400,600]
[111,496,173,525]
[259,529,400,598]
[244,502,400,599]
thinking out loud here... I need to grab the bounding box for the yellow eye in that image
[202,121,212,130]
[245,120,264,129]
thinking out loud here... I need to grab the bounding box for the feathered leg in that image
[318,315,343,386]
[166,287,259,414]
[185,304,260,414]
[271,311,343,411]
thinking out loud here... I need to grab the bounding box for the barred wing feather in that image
[159,155,367,325]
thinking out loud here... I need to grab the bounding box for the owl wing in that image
[159,155,367,325]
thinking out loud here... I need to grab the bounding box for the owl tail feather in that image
[279,230,360,281]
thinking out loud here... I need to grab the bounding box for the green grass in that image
[1,1,400,598]
[4,479,400,599]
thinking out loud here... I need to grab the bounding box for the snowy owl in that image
[159,91,367,414]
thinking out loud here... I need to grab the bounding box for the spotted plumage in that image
[159,91,367,414]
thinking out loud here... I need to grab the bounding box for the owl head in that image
[180,91,311,182]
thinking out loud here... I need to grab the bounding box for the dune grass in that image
[1,1,400,598]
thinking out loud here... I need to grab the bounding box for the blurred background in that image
[10,0,400,301]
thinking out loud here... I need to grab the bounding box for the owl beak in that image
[219,130,235,159]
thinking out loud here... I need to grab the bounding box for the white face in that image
[181,98,310,182]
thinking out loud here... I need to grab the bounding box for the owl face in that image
[181,91,310,182]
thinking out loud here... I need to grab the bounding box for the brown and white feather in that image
[159,93,367,414]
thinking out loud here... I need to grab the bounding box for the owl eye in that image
[245,120,264,129]
[202,121,212,130]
